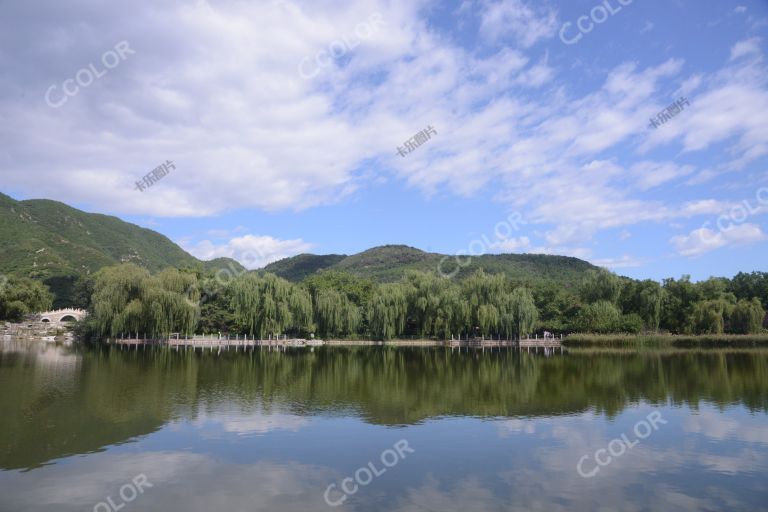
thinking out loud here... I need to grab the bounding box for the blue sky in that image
[1,0,767,281]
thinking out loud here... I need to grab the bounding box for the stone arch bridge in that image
[39,308,88,324]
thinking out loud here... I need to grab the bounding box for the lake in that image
[1,340,767,511]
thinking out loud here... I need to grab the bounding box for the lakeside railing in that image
[108,333,563,351]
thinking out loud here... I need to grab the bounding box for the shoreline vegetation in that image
[5,332,763,349]
[2,261,767,345]
[563,333,768,347]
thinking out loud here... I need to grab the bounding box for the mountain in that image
[1,192,599,304]
[0,192,243,304]
[258,253,347,281]
[264,244,599,285]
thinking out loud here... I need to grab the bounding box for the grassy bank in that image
[564,333,768,348]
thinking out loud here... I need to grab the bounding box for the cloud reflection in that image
[192,407,311,436]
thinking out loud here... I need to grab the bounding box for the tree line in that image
[1,265,766,340]
[0,276,53,322]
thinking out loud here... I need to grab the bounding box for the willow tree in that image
[461,270,514,337]
[142,269,199,337]
[313,288,361,338]
[620,279,663,331]
[405,271,468,338]
[367,283,408,340]
[89,264,199,338]
[729,298,764,334]
[580,269,623,305]
[229,273,312,338]
[428,285,469,339]
[0,276,54,321]
[505,287,538,339]
[691,300,729,334]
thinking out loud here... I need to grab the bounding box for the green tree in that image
[531,282,580,332]
[230,273,312,338]
[406,271,468,338]
[367,283,408,340]
[462,270,510,337]
[303,271,375,309]
[619,313,645,334]
[728,271,768,309]
[507,287,538,339]
[580,270,622,305]
[88,264,199,338]
[661,275,701,333]
[313,288,361,338]
[0,276,54,322]
[575,301,621,333]
[195,274,238,333]
[729,298,765,334]
[691,299,733,335]
[698,277,732,301]
[620,279,663,331]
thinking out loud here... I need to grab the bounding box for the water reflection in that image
[193,407,310,436]
[0,342,767,511]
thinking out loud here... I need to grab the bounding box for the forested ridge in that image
[0,192,244,304]
[1,190,765,339]
[3,261,763,341]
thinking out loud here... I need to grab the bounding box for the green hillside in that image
[1,192,600,306]
[203,257,246,274]
[0,192,243,304]
[259,253,346,281]
[264,244,598,285]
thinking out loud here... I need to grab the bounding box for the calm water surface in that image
[1,340,767,511]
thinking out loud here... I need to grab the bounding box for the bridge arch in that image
[38,308,88,324]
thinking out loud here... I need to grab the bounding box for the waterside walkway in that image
[109,334,563,351]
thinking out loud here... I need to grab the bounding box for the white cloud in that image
[0,451,335,512]
[679,199,733,217]
[497,418,536,437]
[183,234,314,269]
[684,409,768,444]
[0,1,418,217]
[639,56,768,172]
[525,245,593,260]
[640,21,655,34]
[488,236,531,252]
[678,73,704,96]
[479,0,559,48]
[730,37,762,60]
[0,0,766,269]
[195,409,310,435]
[513,54,556,87]
[670,223,766,257]
[590,254,645,269]
[631,161,696,190]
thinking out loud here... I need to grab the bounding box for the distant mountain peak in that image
[1,192,599,303]
[264,244,597,284]
[0,192,244,305]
